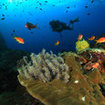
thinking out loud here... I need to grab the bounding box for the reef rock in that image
[17,49,105,105]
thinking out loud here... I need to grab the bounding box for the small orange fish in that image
[88,36,95,41]
[96,37,105,43]
[14,36,24,44]
[78,34,83,41]
[55,40,60,46]
[91,62,99,69]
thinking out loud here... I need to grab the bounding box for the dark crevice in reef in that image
[99,84,105,97]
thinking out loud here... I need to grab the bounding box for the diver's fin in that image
[59,32,63,47]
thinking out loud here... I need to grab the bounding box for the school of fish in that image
[13,22,105,47]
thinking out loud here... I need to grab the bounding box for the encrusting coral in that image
[76,39,90,52]
[17,49,105,105]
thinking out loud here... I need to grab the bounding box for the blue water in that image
[0,0,105,54]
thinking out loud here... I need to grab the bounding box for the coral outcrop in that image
[76,48,105,73]
[17,49,105,105]
[18,49,70,83]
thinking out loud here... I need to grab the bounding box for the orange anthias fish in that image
[25,22,39,30]
[96,37,105,43]
[88,36,95,41]
[91,62,99,69]
[78,34,83,41]
[14,36,24,44]
[55,40,60,46]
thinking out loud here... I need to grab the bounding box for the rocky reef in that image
[0,48,30,93]
[1,30,105,105]
[17,48,105,105]
[0,32,44,105]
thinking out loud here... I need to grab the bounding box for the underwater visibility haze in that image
[1,0,105,105]
[0,0,105,53]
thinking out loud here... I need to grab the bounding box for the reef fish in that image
[2,14,5,16]
[78,34,83,41]
[91,62,99,69]
[25,22,39,30]
[96,37,105,43]
[85,5,88,8]
[55,40,60,46]
[88,36,95,41]
[14,36,24,44]
[91,0,94,3]
[1,17,5,20]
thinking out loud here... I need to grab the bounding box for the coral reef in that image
[76,48,105,73]
[75,48,105,97]
[18,49,70,83]
[17,49,105,105]
[76,39,90,52]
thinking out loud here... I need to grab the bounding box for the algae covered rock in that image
[17,49,105,105]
